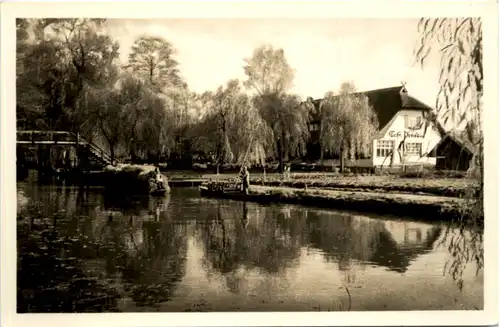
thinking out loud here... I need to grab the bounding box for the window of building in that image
[309,123,320,132]
[404,115,422,129]
[376,140,394,158]
[405,142,422,156]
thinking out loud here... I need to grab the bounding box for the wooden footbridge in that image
[17,130,115,169]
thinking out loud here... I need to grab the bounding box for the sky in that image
[105,18,442,106]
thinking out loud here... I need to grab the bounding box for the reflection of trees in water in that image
[122,221,188,306]
[103,192,150,216]
[304,208,482,289]
[17,185,188,311]
[96,193,188,306]
[195,202,303,293]
[307,212,374,270]
[18,180,484,311]
[196,202,449,292]
[17,182,91,219]
[305,211,443,274]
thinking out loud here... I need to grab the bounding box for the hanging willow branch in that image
[415,18,482,145]
[415,18,484,289]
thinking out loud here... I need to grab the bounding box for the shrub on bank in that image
[103,164,170,195]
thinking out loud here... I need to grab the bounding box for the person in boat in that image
[154,166,164,190]
[240,165,250,195]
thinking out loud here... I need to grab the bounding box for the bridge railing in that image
[17,131,75,144]
[82,138,113,164]
[17,130,115,164]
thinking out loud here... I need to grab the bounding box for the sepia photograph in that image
[1,1,498,326]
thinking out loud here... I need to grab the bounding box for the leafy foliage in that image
[415,18,482,164]
[319,82,378,168]
[16,19,120,134]
[253,92,310,165]
[192,80,273,169]
[415,18,483,290]
[124,36,185,93]
[243,44,295,95]
[243,45,309,172]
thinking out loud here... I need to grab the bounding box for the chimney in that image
[399,84,409,107]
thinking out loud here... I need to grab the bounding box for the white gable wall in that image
[372,110,441,168]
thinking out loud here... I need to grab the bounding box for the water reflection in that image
[18,183,188,311]
[195,202,303,294]
[16,181,483,312]
[196,206,443,280]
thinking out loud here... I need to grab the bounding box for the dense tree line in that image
[16,18,390,172]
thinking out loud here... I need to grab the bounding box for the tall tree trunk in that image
[129,144,137,162]
[277,139,285,174]
[320,145,325,168]
[283,130,289,167]
[340,146,345,173]
[129,120,139,161]
[478,138,484,206]
[216,111,226,175]
[109,143,116,165]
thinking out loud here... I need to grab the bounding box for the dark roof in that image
[430,130,475,156]
[449,131,475,154]
[307,86,433,130]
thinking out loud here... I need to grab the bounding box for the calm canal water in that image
[16,176,483,312]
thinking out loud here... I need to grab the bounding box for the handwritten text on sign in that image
[388,131,424,139]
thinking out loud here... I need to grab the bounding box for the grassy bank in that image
[166,170,476,198]
[201,184,473,222]
[250,175,477,198]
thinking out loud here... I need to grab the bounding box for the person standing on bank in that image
[240,166,250,195]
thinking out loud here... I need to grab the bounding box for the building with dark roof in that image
[429,131,475,171]
[303,86,443,168]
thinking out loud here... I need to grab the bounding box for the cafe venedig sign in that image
[388,130,425,139]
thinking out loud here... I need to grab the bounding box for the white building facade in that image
[307,86,443,169]
[372,108,442,167]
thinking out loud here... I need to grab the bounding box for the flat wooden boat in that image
[199,183,243,197]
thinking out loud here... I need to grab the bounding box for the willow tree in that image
[136,93,175,161]
[319,82,378,172]
[113,74,149,161]
[415,18,483,290]
[43,19,119,133]
[16,19,120,133]
[253,93,310,171]
[210,80,240,172]
[187,91,218,160]
[226,90,273,169]
[243,45,309,172]
[202,79,271,173]
[124,36,184,91]
[86,88,128,163]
